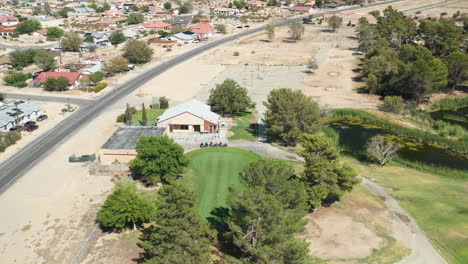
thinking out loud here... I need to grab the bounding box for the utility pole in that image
[58,37,62,64]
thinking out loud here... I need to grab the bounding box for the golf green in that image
[183,148,260,219]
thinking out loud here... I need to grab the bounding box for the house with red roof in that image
[144,21,172,31]
[0,15,19,26]
[190,22,214,39]
[33,28,48,37]
[0,28,15,36]
[36,72,82,90]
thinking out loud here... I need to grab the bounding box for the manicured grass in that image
[182,148,261,219]
[346,158,468,264]
[131,109,165,126]
[228,113,257,141]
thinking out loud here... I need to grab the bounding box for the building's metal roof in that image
[0,101,40,128]
[157,99,219,124]
[101,126,167,150]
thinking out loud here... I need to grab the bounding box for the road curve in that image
[0,0,405,193]
[360,177,447,264]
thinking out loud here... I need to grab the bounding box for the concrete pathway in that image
[229,140,303,161]
[361,177,447,264]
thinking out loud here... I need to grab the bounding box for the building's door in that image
[194,125,201,132]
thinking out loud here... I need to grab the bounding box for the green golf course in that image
[182,148,261,219]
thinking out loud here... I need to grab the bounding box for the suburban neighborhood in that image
[0,0,467,263]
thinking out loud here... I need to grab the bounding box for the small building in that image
[157,99,219,133]
[87,32,109,44]
[163,17,193,27]
[324,0,346,8]
[212,7,240,16]
[36,72,82,89]
[289,6,312,13]
[247,1,267,8]
[0,101,41,132]
[122,28,138,39]
[169,32,196,43]
[68,7,96,18]
[0,28,15,36]
[32,28,48,37]
[0,15,19,27]
[98,126,168,164]
[144,21,172,31]
[190,23,214,39]
[104,10,125,17]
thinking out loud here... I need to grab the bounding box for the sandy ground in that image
[300,186,411,262]
[0,101,74,162]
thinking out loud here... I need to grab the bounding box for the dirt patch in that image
[302,209,384,259]
[21,224,32,232]
[300,186,411,262]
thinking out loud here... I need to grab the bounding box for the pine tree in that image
[141,103,147,126]
[125,104,133,125]
[97,181,155,231]
[219,160,310,263]
[300,134,360,208]
[140,184,212,264]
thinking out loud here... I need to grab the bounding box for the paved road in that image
[3,92,93,105]
[0,0,405,192]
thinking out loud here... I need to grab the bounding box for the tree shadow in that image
[206,206,230,233]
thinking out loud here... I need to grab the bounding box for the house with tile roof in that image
[0,15,19,26]
[157,99,220,133]
[144,21,172,31]
[0,28,15,36]
[35,72,82,89]
[190,22,214,39]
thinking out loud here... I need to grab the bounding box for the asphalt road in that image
[0,0,405,193]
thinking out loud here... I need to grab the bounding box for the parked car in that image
[9,125,24,132]
[24,121,36,127]
[27,125,39,132]
[244,25,250,28]
[37,115,48,121]
[192,39,200,43]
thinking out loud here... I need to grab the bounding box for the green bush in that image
[0,132,21,153]
[159,96,169,109]
[3,72,32,87]
[91,82,108,93]
[430,96,468,111]
[382,96,404,113]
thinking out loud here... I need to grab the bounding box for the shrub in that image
[382,96,404,113]
[3,72,32,87]
[159,97,169,109]
[91,82,108,93]
[233,51,240,56]
[43,76,70,91]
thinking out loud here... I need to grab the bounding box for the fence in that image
[69,224,101,264]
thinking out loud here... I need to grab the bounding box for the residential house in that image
[247,1,267,8]
[98,126,168,164]
[32,28,48,37]
[144,21,172,31]
[190,23,214,39]
[212,8,240,16]
[94,17,126,28]
[289,6,312,13]
[67,7,96,18]
[104,10,125,17]
[324,0,346,8]
[0,101,41,132]
[163,17,192,27]
[36,72,82,89]
[122,28,138,39]
[157,99,220,133]
[86,32,109,44]
[0,15,19,27]
[169,32,196,43]
[0,28,15,36]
